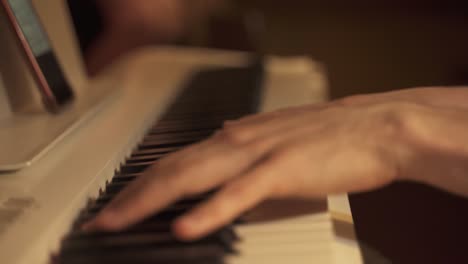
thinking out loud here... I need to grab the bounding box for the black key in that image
[66,222,173,240]
[149,125,220,135]
[132,146,182,157]
[62,229,235,252]
[137,141,195,151]
[144,130,214,142]
[58,62,263,264]
[87,202,192,215]
[119,162,154,174]
[153,113,240,127]
[126,153,165,164]
[103,182,131,194]
[111,174,139,183]
[75,205,190,225]
[60,244,226,264]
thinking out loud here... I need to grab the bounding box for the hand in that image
[85,0,221,75]
[83,87,468,240]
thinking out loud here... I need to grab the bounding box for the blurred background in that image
[237,0,468,99]
[68,1,468,262]
[70,0,468,98]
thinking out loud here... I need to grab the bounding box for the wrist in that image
[368,101,446,183]
[377,102,468,196]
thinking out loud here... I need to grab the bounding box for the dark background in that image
[232,3,468,262]
[69,1,468,262]
[231,0,468,264]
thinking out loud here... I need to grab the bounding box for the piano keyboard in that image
[57,61,266,263]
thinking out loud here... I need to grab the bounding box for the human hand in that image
[83,87,468,240]
[85,0,221,75]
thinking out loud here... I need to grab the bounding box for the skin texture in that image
[83,87,468,241]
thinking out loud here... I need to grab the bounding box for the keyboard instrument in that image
[0,47,363,264]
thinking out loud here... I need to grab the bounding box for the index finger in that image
[82,163,184,231]
[82,132,266,231]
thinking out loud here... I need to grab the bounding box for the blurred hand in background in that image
[85,0,223,75]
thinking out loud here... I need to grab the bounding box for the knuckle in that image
[214,127,253,145]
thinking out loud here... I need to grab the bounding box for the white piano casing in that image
[0,0,95,171]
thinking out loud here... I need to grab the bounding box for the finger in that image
[84,109,303,232]
[171,128,290,193]
[172,162,277,241]
[221,104,326,143]
[82,141,216,231]
[82,166,183,231]
[82,132,275,232]
[225,105,314,127]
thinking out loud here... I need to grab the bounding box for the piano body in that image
[0,2,363,263]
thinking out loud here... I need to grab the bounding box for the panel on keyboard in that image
[56,61,264,264]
